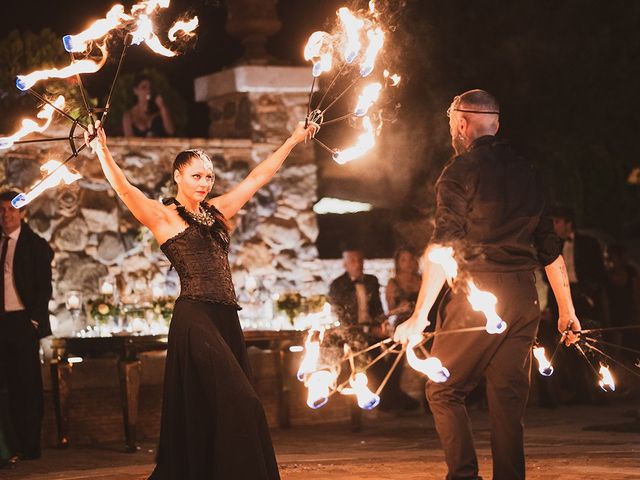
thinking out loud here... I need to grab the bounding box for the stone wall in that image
[0,134,324,335]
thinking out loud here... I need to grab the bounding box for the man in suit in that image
[0,190,54,464]
[328,249,418,411]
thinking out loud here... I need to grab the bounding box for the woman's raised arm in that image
[85,122,168,230]
[209,122,317,219]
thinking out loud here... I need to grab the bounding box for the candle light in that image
[66,292,81,310]
[100,280,114,296]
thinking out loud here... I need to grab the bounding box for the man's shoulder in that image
[329,272,350,287]
[363,273,380,285]
[19,223,52,251]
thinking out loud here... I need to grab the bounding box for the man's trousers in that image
[427,271,540,480]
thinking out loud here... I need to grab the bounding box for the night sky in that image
[1,0,639,252]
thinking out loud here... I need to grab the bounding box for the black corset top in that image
[160,200,239,309]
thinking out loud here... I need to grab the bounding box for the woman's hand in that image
[84,120,108,155]
[155,94,166,110]
[288,121,319,145]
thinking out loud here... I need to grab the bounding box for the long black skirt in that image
[149,299,280,479]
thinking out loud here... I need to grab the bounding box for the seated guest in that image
[122,74,175,137]
[386,247,421,327]
[328,248,418,411]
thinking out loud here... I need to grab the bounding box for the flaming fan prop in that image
[302,3,401,165]
[2,0,199,208]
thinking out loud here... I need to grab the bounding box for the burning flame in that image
[533,346,554,376]
[12,160,82,209]
[427,246,458,283]
[132,0,170,15]
[467,281,507,334]
[16,44,108,91]
[304,31,334,77]
[360,27,384,77]
[167,17,199,41]
[296,330,323,381]
[305,370,337,409]
[598,364,615,392]
[337,7,364,64]
[354,83,382,117]
[340,372,380,410]
[383,69,401,86]
[131,15,176,56]
[333,116,375,164]
[0,96,65,150]
[62,4,132,52]
[406,336,450,383]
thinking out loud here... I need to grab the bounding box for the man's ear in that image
[458,116,468,136]
[174,169,180,185]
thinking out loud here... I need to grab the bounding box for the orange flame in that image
[354,83,382,117]
[467,280,507,334]
[0,96,65,149]
[131,15,176,56]
[337,7,364,63]
[340,372,380,409]
[304,31,334,77]
[333,116,375,164]
[598,364,615,391]
[16,44,107,91]
[360,27,384,77]
[406,336,450,382]
[383,69,401,86]
[12,160,82,209]
[533,346,554,376]
[296,329,323,381]
[62,4,132,52]
[305,369,337,409]
[167,17,199,41]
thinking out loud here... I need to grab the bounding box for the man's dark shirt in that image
[431,135,560,272]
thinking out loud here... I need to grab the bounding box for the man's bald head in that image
[448,89,500,154]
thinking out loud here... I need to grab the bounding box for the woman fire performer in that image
[85,119,317,479]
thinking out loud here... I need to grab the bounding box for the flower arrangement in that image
[87,295,119,324]
[304,294,327,313]
[276,292,303,324]
[152,296,175,322]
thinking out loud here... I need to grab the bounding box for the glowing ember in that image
[16,44,107,91]
[383,69,401,86]
[12,160,82,209]
[360,27,384,77]
[304,31,334,78]
[427,246,458,283]
[598,364,615,392]
[332,116,375,164]
[0,96,65,149]
[467,281,507,334]
[305,370,336,409]
[533,346,554,376]
[406,336,450,383]
[337,7,364,64]
[354,83,382,117]
[167,17,199,41]
[62,4,132,52]
[340,372,380,410]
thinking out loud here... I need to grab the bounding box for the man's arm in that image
[394,245,447,342]
[544,255,581,345]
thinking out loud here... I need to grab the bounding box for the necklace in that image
[184,204,215,227]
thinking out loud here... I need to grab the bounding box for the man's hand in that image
[84,120,108,154]
[394,314,429,343]
[289,121,318,144]
[558,312,581,346]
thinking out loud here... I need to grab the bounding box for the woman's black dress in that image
[149,202,280,480]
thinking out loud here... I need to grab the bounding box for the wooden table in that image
[50,329,304,452]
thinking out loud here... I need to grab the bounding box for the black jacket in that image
[328,272,385,326]
[13,222,54,338]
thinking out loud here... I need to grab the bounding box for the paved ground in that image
[2,402,639,479]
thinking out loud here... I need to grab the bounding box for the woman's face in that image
[398,250,418,274]
[174,157,215,202]
[133,79,152,102]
